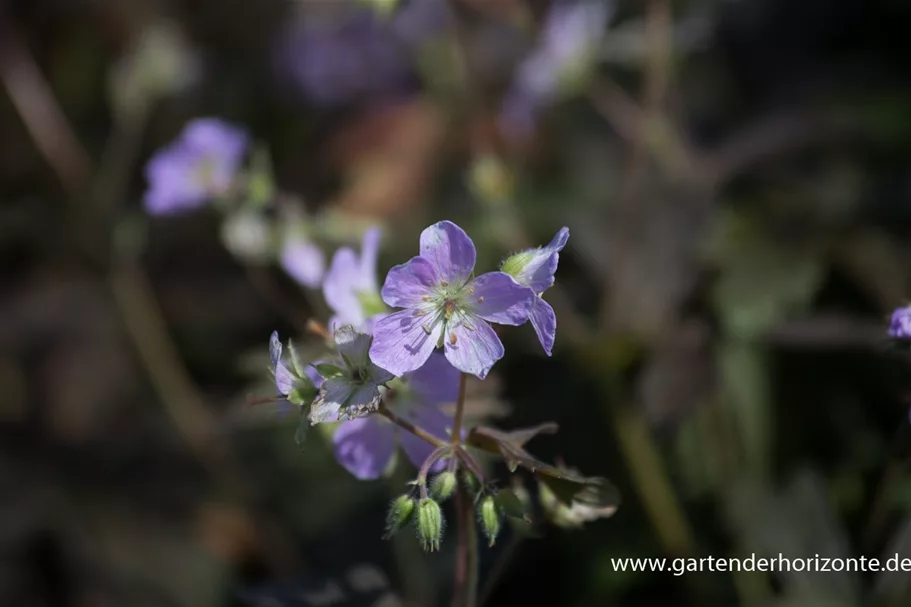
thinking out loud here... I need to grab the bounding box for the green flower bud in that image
[383,494,416,540]
[431,471,457,501]
[479,495,501,547]
[416,498,444,552]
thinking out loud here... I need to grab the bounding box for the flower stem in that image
[453,484,479,607]
[379,405,447,449]
[451,372,468,446]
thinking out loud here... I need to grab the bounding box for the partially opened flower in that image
[269,331,320,407]
[888,306,911,339]
[323,227,387,331]
[369,221,534,379]
[332,353,458,480]
[501,227,569,355]
[281,232,325,288]
[310,326,395,424]
[144,118,248,214]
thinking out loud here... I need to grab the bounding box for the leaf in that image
[468,423,560,475]
[494,489,531,523]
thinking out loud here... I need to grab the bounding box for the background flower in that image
[143,118,248,214]
[323,227,386,331]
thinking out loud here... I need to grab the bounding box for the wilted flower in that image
[310,326,394,425]
[501,227,569,355]
[539,479,618,529]
[369,220,533,379]
[323,227,386,331]
[281,232,326,288]
[144,118,248,214]
[500,1,612,138]
[888,306,911,338]
[331,352,458,480]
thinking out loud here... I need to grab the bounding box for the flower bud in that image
[416,498,444,552]
[383,494,415,540]
[430,471,457,501]
[479,495,501,547]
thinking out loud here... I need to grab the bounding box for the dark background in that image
[3,0,911,605]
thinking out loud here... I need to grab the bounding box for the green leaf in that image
[294,407,311,449]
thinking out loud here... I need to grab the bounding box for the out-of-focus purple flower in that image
[144,118,248,214]
[500,1,612,139]
[501,227,569,355]
[323,227,387,331]
[281,233,325,288]
[276,2,447,106]
[332,352,458,480]
[369,221,533,379]
[889,306,911,339]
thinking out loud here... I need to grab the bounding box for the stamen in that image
[450,332,457,345]
[422,324,433,335]
[468,286,475,295]
[443,300,455,319]
[414,309,427,317]
[478,296,485,303]
[421,296,431,302]
[440,280,449,287]
[463,321,475,331]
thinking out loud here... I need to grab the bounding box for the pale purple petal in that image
[369,309,441,377]
[397,405,452,469]
[513,227,569,293]
[419,221,476,285]
[359,227,382,292]
[281,238,325,288]
[324,247,364,326]
[269,331,294,395]
[332,417,396,480]
[309,378,350,424]
[443,319,504,379]
[888,307,911,338]
[469,271,535,326]
[529,297,557,356]
[380,257,438,308]
[405,352,460,405]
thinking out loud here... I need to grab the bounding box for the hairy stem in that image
[451,372,468,445]
[453,484,479,607]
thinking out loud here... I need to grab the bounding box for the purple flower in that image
[369,221,534,379]
[144,118,248,214]
[501,227,569,356]
[500,1,611,138]
[323,227,387,331]
[281,234,325,288]
[889,306,911,338]
[332,353,458,480]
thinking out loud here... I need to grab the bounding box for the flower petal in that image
[529,297,557,356]
[334,325,373,369]
[323,247,364,327]
[419,221,476,285]
[359,227,382,292]
[369,309,442,377]
[443,319,504,379]
[332,417,396,480]
[469,271,535,326]
[398,405,452,469]
[405,352,460,405]
[513,227,569,293]
[269,331,294,395]
[381,257,438,308]
[309,377,351,424]
[281,238,325,288]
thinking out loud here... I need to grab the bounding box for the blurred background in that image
[3,0,911,605]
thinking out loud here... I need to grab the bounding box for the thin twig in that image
[451,372,469,445]
[453,484,479,607]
